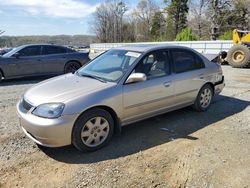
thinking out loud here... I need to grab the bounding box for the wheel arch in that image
[0,67,4,78]
[64,60,82,74]
[72,105,122,139]
[201,82,215,95]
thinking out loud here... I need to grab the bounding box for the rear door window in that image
[42,46,67,55]
[171,49,205,73]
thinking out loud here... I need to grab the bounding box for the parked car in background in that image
[0,48,12,56]
[17,45,225,152]
[67,45,90,53]
[0,44,90,82]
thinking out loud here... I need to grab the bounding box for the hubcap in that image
[81,117,110,147]
[200,88,212,108]
[232,50,245,63]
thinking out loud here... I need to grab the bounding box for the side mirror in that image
[13,52,20,58]
[126,73,147,84]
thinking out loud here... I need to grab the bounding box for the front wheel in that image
[64,61,81,74]
[72,109,114,152]
[193,84,213,112]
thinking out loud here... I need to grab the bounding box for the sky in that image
[0,0,164,36]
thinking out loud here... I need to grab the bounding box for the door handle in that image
[163,82,171,87]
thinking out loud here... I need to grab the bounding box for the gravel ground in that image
[0,65,249,188]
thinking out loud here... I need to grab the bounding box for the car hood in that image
[24,74,116,106]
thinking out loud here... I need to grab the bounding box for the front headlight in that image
[32,103,65,119]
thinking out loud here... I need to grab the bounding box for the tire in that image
[72,108,114,152]
[193,84,213,112]
[227,44,250,68]
[0,71,3,82]
[64,61,81,74]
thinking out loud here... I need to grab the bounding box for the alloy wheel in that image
[200,88,212,108]
[81,117,110,147]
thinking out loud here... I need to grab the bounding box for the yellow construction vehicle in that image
[226,29,250,68]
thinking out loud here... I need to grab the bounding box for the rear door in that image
[9,45,42,77]
[41,45,68,74]
[122,50,175,123]
[170,49,206,105]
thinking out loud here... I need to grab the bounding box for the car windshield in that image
[2,46,23,57]
[77,49,141,82]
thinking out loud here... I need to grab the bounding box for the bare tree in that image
[207,0,232,40]
[231,0,250,30]
[93,0,127,42]
[132,0,159,41]
[189,0,209,39]
[93,0,250,42]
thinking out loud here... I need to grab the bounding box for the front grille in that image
[22,99,33,111]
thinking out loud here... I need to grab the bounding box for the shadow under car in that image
[39,95,250,164]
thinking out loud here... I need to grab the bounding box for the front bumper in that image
[214,76,225,94]
[17,101,78,147]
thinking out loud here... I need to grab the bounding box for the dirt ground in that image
[0,66,249,188]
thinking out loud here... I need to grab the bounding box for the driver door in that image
[122,50,175,124]
[9,45,42,77]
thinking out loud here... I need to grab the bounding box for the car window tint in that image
[43,46,67,55]
[19,46,41,56]
[67,48,76,53]
[128,56,137,66]
[195,55,205,69]
[172,50,204,73]
[135,51,170,79]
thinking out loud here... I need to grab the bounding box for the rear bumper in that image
[214,76,225,94]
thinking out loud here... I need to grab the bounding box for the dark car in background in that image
[0,44,90,82]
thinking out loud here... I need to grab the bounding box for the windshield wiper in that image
[79,73,107,83]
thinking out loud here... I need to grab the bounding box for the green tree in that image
[219,30,233,40]
[165,17,175,41]
[164,0,189,37]
[176,27,198,41]
[150,11,166,40]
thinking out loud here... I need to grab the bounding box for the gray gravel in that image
[0,66,249,188]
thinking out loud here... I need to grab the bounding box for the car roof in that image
[114,44,193,53]
[18,44,67,48]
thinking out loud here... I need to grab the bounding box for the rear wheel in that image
[72,108,114,152]
[0,71,3,82]
[64,61,81,74]
[227,44,250,68]
[193,84,213,112]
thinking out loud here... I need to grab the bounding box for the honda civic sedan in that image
[17,45,225,151]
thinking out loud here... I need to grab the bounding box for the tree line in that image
[93,0,250,42]
[0,35,96,48]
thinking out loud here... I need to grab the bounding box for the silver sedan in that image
[17,45,225,151]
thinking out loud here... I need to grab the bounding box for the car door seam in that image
[124,94,175,109]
